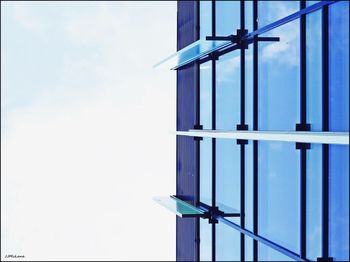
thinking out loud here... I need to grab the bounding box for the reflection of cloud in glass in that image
[261,21,299,67]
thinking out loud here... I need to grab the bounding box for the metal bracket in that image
[296,123,311,149]
[237,124,249,131]
[236,124,249,145]
[206,29,280,52]
[206,206,224,224]
[193,124,203,130]
[208,52,219,60]
[317,257,333,261]
[193,125,203,141]
[206,35,238,42]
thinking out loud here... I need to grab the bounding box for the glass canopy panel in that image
[153,196,205,218]
[153,39,232,70]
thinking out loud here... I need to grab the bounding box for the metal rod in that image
[211,1,216,261]
[215,216,308,262]
[240,1,246,261]
[300,1,307,259]
[243,1,336,41]
[252,0,258,260]
[321,4,330,259]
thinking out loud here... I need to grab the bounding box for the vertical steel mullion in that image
[252,0,258,261]
[321,4,330,260]
[240,143,246,261]
[240,0,246,126]
[195,1,200,261]
[300,0,307,259]
[211,1,216,262]
[239,1,246,262]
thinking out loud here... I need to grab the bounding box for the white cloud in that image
[1,2,177,261]
[11,2,46,34]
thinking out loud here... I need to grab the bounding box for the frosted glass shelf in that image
[153,195,205,218]
[153,38,232,70]
[175,130,349,145]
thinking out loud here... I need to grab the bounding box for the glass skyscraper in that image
[155,1,349,261]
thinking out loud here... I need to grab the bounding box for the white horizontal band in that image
[175,130,349,145]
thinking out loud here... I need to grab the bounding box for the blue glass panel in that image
[216,52,240,130]
[245,237,254,261]
[245,43,254,130]
[306,1,321,8]
[329,145,349,261]
[245,0,253,33]
[306,144,322,260]
[200,61,212,129]
[329,1,349,132]
[216,1,240,36]
[200,219,212,261]
[328,3,350,260]
[245,142,254,231]
[306,10,322,131]
[258,141,300,253]
[154,39,232,70]
[200,137,212,206]
[306,9,322,261]
[258,1,299,29]
[258,243,295,261]
[216,51,240,212]
[216,139,240,212]
[258,19,300,131]
[200,0,212,39]
[216,222,240,261]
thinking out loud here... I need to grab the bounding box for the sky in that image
[1,1,177,261]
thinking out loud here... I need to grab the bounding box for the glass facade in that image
[157,1,349,261]
[197,1,349,261]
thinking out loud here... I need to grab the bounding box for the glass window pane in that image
[216,1,240,36]
[216,139,240,212]
[216,52,240,130]
[258,141,300,253]
[258,1,299,29]
[200,0,212,39]
[258,243,295,261]
[200,137,212,206]
[306,10,322,131]
[306,1,321,8]
[200,61,212,129]
[245,44,254,130]
[258,19,300,131]
[306,144,322,260]
[245,237,254,261]
[200,219,212,261]
[306,8,322,261]
[245,0,253,33]
[245,141,254,231]
[329,2,349,260]
[216,222,240,261]
[329,1,349,132]
[329,145,349,261]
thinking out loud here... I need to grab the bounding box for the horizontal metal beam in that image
[175,130,349,145]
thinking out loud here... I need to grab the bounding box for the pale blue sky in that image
[1,1,177,260]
